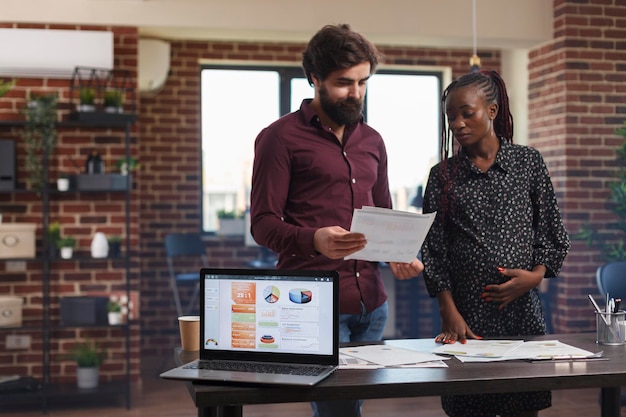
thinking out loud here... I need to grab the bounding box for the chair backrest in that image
[164,233,207,258]
[596,261,626,299]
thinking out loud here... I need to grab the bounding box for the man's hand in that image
[388,259,424,280]
[313,226,366,259]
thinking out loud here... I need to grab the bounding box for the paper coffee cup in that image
[178,315,200,351]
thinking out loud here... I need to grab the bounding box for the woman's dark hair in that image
[437,70,514,222]
[302,24,383,86]
[439,69,514,161]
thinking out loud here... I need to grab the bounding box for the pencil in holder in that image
[595,310,625,345]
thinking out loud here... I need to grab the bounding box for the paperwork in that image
[431,339,599,363]
[345,206,436,263]
[340,345,449,368]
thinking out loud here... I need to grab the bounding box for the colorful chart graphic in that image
[289,288,312,304]
[263,285,280,303]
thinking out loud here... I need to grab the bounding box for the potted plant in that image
[69,340,105,389]
[22,93,58,191]
[78,87,96,112]
[216,209,245,236]
[116,156,140,175]
[57,172,70,191]
[107,298,123,325]
[47,221,61,258]
[575,121,626,261]
[56,236,76,259]
[108,235,122,258]
[103,89,123,113]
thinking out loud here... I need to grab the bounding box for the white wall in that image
[3,0,552,49]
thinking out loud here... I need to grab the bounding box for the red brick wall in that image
[528,0,626,333]
[0,24,141,384]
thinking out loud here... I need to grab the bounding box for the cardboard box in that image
[0,223,36,259]
[0,296,23,327]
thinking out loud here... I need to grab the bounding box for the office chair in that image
[596,262,626,300]
[164,233,209,317]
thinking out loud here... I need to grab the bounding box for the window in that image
[200,64,441,233]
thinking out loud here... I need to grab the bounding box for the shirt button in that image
[352,178,356,184]
[356,272,360,278]
[343,151,347,157]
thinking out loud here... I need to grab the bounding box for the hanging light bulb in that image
[470,0,481,72]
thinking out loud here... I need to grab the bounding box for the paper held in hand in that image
[345,206,436,263]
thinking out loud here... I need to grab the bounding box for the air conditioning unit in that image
[0,28,113,79]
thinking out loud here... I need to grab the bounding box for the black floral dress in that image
[422,140,571,417]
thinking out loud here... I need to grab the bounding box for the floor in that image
[5,356,619,417]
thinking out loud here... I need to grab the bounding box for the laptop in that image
[160,268,339,386]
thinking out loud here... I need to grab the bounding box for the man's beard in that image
[319,84,363,126]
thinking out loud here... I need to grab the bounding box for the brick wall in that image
[528,0,626,333]
[0,24,141,384]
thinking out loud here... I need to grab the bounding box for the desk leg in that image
[600,387,620,417]
[198,406,243,417]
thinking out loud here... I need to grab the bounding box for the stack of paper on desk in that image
[345,206,436,263]
[431,339,599,363]
[340,345,449,368]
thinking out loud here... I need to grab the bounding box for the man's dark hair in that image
[302,23,383,86]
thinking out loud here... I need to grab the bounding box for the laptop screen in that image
[199,268,339,365]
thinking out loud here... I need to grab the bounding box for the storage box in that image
[60,296,109,326]
[0,223,36,259]
[70,174,131,191]
[0,296,23,327]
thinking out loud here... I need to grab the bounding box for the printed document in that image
[345,206,436,263]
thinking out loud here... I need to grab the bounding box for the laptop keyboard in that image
[185,360,325,376]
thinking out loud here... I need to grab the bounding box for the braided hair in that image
[437,70,514,222]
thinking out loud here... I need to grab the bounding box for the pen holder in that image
[595,310,625,345]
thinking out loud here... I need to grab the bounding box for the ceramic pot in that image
[108,311,122,325]
[60,247,73,259]
[90,232,109,258]
[77,366,99,389]
[57,178,69,191]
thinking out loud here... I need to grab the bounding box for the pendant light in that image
[470,0,481,72]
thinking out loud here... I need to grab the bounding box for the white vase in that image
[77,366,99,389]
[91,232,109,258]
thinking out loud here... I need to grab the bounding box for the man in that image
[250,23,423,417]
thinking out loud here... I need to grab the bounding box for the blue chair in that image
[596,262,626,301]
[165,233,209,316]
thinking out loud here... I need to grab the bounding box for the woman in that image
[422,70,570,417]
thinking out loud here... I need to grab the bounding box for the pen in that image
[588,294,610,325]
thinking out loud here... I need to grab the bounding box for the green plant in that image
[79,87,96,105]
[574,121,626,261]
[216,209,243,219]
[116,157,140,173]
[47,221,61,245]
[103,89,123,108]
[56,236,76,249]
[22,93,58,191]
[69,340,105,368]
[107,299,122,313]
[0,79,16,98]
[108,235,122,243]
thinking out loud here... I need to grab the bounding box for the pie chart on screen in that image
[263,285,280,303]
